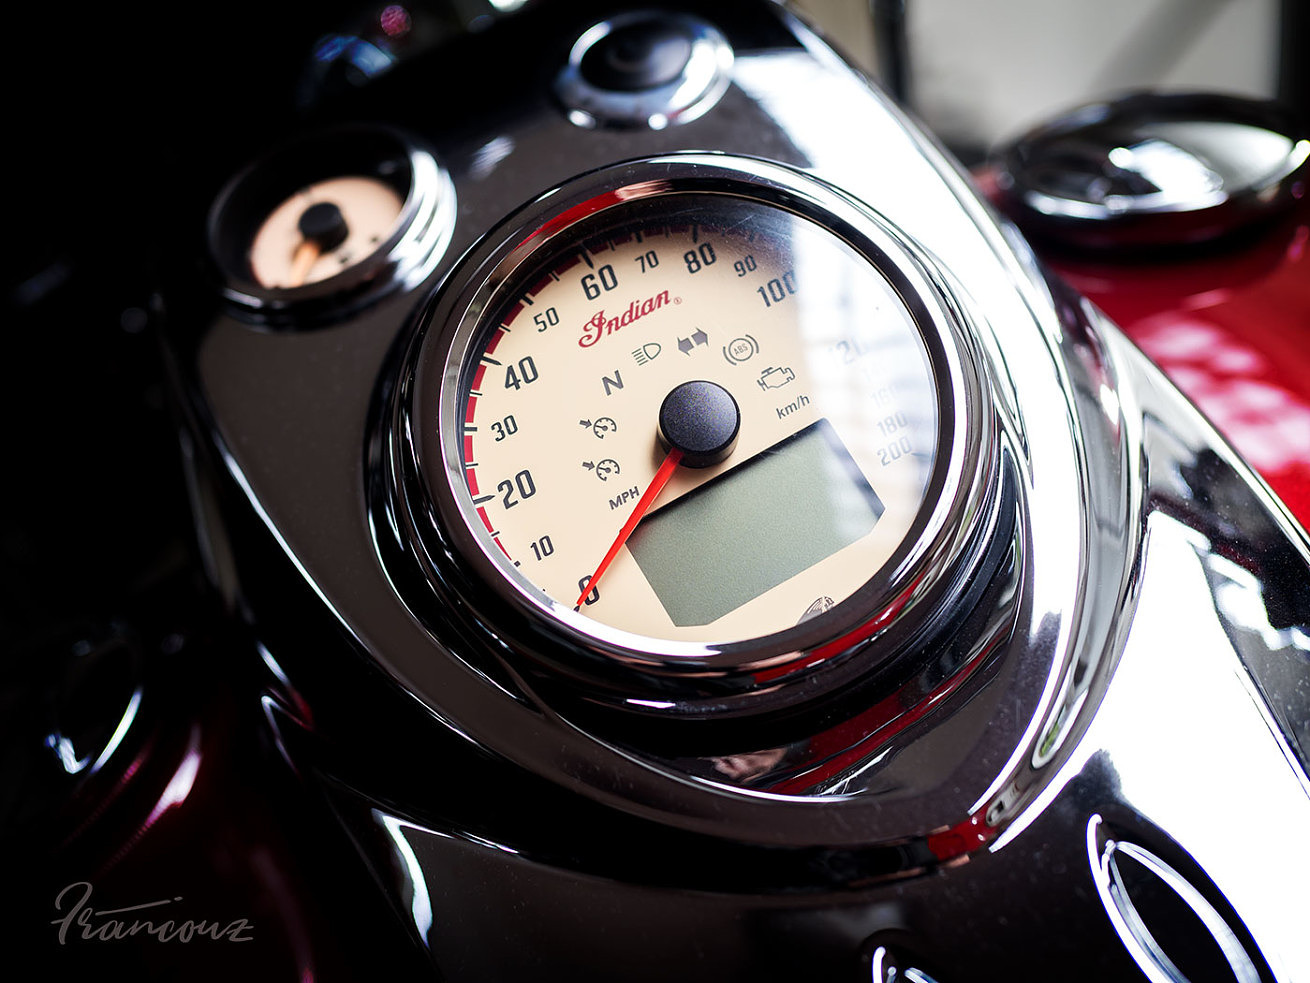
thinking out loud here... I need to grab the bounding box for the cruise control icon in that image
[757,366,795,390]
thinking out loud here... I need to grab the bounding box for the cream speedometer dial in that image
[406,157,992,692]
[455,198,937,643]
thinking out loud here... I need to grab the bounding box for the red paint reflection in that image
[1043,201,1310,530]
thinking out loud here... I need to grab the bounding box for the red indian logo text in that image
[578,290,671,348]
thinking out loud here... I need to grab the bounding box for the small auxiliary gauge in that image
[208,125,455,317]
[393,156,998,717]
[247,177,404,289]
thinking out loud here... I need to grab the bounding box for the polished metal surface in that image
[992,91,1310,249]
[1089,817,1263,983]
[553,11,734,129]
[870,946,940,983]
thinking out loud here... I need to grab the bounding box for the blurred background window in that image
[791,0,1290,163]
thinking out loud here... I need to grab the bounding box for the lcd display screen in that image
[628,419,884,626]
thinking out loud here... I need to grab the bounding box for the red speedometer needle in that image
[576,446,683,609]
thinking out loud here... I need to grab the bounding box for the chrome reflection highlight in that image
[870,945,941,983]
[46,686,143,777]
[143,725,202,829]
[379,813,436,942]
[1088,816,1260,983]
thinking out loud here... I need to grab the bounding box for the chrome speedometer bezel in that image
[396,154,998,715]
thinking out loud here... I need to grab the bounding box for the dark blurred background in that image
[3,4,313,653]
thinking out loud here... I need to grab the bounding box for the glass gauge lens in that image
[447,193,941,645]
[248,176,405,288]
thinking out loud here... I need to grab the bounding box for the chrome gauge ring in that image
[207,124,455,320]
[392,155,1000,716]
[553,11,735,129]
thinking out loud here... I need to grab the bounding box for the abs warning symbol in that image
[723,335,759,365]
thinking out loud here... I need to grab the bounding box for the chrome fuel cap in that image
[992,91,1309,250]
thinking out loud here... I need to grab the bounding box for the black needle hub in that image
[658,380,740,467]
[298,201,350,252]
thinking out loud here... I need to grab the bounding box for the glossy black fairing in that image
[6,1,1309,981]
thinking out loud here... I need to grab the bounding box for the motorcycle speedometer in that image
[398,156,998,714]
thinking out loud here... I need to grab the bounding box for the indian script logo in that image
[578,290,672,348]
